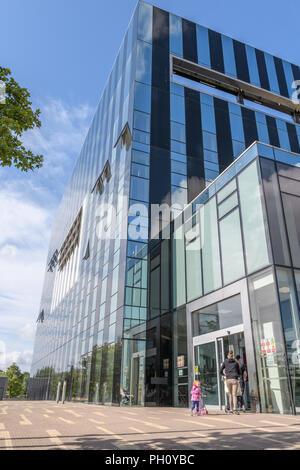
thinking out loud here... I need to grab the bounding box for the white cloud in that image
[0,350,33,371]
[0,97,94,373]
[17,323,36,342]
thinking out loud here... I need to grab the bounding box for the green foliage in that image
[3,363,27,398]
[0,67,43,171]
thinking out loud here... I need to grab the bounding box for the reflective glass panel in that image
[137,1,153,44]
[170,14,183,57]
[219,208,245,285]
[192,295,243,336]
[196,24,210,67]
[238,161,270,274]
[200,197,222,294]
[170,93,186,124]
[136,40,152,85]
[245,45,260,87]
[221,35,237,78]
[134,82,151,113]
[249,269,293,414]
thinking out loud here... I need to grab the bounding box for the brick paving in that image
[0,401,300,450]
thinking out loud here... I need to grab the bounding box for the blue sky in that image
[1,0,300,372]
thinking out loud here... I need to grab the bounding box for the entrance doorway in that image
[193,325,246,409]
[130,351,145,406]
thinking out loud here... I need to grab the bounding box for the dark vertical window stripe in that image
[185,88,203,159]
[186,157,205,202]
[274,57,289,98]
[152,8,169,91]
[291,63,300,82]
[255,49,270,91]
[286,122,300,154]
[150,7,170,205]
[184,88,205,202]
[266,115,280,148]
[233,40,250,83]
[214,98,233,170]
[149,147,171,205]
[182,19,197,63]
[241,107,258,148]
[208,29,224,74]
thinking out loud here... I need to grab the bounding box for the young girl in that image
[190,380,202,416]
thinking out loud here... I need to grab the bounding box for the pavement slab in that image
[0,401,300,450]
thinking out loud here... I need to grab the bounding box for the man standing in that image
[220,350,240,415]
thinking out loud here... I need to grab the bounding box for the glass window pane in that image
[127,240,147,259]
[172,225,186,307]
[203,131,217,152]
[218,191,238,219]
[134,82,151,113]
[294,270,300,306]
[171,140,186,154]
[170,93,185,124]
[276,268,300,412]
[131,163,149,179]
[256,120,270,144]
[134,110,150,132]
[248,268,293,414]
[169,13,183,57]
[171,172,187,188]
[260,158,291,266]
[283,60,295,100]
[217,178,237,203]
[204,149,219,164]
[282,193,300,268]
[171,186,187,207]
[264,53,280,94]
[171,121,186,142]
[136,40,152,85]
[192,295,243,336]
[196,24,210,67]
[219,208,245,285]
[204,160,219,172]
[133,129,150,145]
[276,121,291,151]
[194,342,218,405]
[238,161,270,274]
[130,176,149,202]
[170,82,184,96]
[229,113,245,143]
[200,197,222,294]
[132,149,150,166]
[201,103,216,133]
[233,140,245,159]
[138,1,153,44]
[171,159,187,175]
[245,45,260,87]
[171,151,186,163]
[221,35,237,78]
[205,168,218,183]
[186,235,202,302]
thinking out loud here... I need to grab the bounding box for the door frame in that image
[193,324,244,410]
[186,278,259,412]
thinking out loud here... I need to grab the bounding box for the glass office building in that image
[30,1,300,413]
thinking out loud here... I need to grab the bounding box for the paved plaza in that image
[0,401,300,450]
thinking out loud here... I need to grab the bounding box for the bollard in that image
[56,381,61,404]
[61,380,67,405]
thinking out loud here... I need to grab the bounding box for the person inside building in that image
[220,350,240,415]
[236,354,246,412]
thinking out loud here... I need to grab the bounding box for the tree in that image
[0,67,43,171]
[4,363,24,398]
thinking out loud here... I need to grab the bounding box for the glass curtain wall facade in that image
[31,2,300,413]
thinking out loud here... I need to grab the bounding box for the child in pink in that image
[190,380,202,416]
